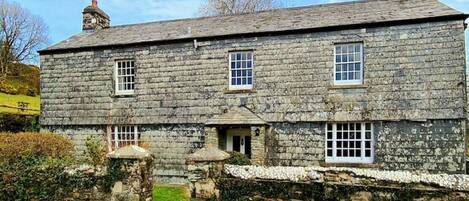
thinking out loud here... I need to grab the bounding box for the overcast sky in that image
[11,0,469,61]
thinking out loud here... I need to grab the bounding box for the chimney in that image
[82,0,110,31]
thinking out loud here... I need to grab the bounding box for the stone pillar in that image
[107,146,154,201]
[251,126,266,165]
[187,147,230,199]
[205,126,218,148]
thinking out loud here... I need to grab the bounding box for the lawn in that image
[153,185,189,201]
[0,93,40,115]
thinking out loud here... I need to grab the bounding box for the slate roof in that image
[205,106,267,125]
[41,0,466,53]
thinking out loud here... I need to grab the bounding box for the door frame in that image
[226,128,251,155]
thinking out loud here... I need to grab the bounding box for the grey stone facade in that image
[40,1,468,181]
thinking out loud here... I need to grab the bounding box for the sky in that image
[10,0,469,62]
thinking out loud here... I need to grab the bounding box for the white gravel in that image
[224,165,469,191]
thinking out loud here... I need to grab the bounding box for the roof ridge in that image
[108,0,368,29]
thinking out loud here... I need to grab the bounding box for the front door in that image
[226,128,251,158]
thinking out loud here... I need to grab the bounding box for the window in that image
[229,52,253,90]
[325,123,373,163]
[110,126,140,150]
[334,43,363,85]
[115,60,135,95]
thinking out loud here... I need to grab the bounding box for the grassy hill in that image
[0,93,39,115]
[0,63,40,115]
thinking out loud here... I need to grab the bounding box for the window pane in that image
[336,46,341,53]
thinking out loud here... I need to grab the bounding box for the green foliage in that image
[225,152,251,166]
[153,185,189,201]
[103,159,130,192]
[0,132,104,201]
[0,156,97,201]
[0,113,39,132]
[1,64,40,96]
[83,136,108,167]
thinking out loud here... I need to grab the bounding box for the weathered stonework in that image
[40,21,467,125]
[40,13,468,181]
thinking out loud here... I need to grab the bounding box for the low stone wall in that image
[221,165,469,201]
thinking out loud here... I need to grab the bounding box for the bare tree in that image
[0,0,48,80]
[199,0,277,16]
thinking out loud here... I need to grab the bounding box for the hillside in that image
[1,63,40,96]
[0,63,40,115]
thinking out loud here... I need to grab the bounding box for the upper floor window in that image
[325,122,374,164]
[334,43,363,85]
[115,60,135,95]
[110,125,140,150]
[229,52,253,90]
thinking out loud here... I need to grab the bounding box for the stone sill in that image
[328,84,368,90]
[111,94,137,98]
[320,162,382,169]
[224,89,257,94]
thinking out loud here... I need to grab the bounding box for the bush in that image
[0,156,96,201]
[0,114,40,132]
[0,132,74,160]
[0,133,91,200]
[83,136,108,167]
[225,152,251,166]
[0,81,18,95]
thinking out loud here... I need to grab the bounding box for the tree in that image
[0,0,48,80]
[199,0,277,16]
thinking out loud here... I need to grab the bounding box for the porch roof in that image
[206,106,267,125]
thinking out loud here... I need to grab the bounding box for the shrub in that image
[0,156,97,201]
[0,132,74,160]
[0,81,18,95]
[225,152,251,166]
[0,114,40,132]
[83,136,108,167]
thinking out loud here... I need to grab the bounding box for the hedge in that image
[0,132,74,159]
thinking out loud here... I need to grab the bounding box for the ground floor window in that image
[110,125,140,150]
[325,123,373,163]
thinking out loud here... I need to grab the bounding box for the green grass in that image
[0,93,40,115]
[153,185,189,201]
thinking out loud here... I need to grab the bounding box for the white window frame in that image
[229,51,254,90]
[333,43,364,85]
[115,60,135,95]
[325,123,374,164]
[110,125,140,150]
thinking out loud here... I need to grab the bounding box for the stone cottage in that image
[39,0,468,182]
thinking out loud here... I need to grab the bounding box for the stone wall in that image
[375,120,467,174]
[140,124,204,183]
[40,20,467,125]
[268,122,325,167]
[268,120,466,173]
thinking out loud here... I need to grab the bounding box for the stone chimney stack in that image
[82,0,110,31]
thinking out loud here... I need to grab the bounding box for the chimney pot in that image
[92,0,98,8]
